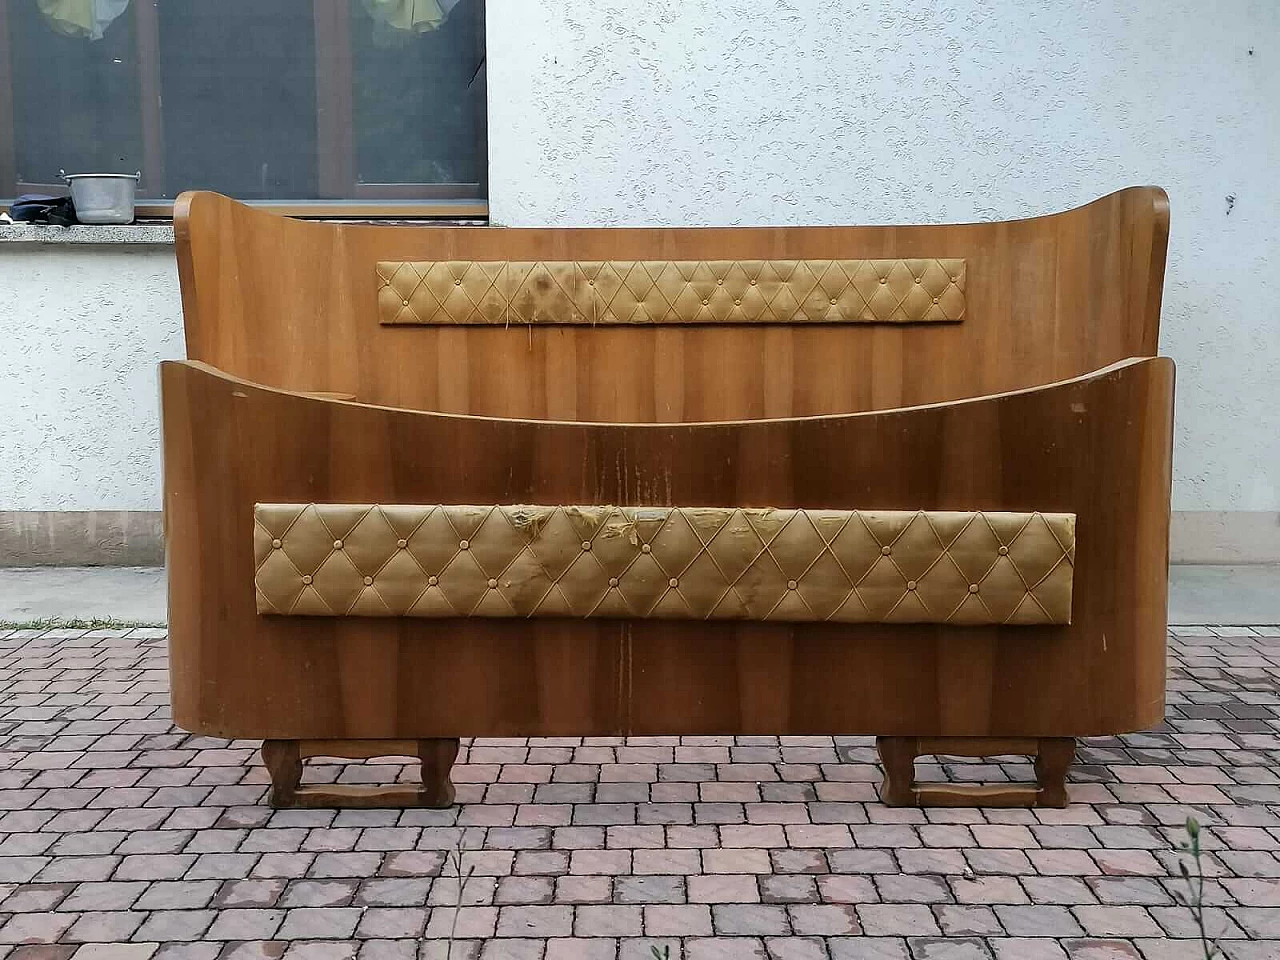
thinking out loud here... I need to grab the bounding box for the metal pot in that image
[61,171,140,224]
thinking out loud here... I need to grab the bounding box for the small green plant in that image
[650,947,671,960]
[0,616,164,630]
[442,833,477,960]
[1175,817,1221,959]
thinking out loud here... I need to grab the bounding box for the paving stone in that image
[908,939,993,959]
[0,913,77,944]
[827,937,910,959]
[787,903,858,935]
[643,904,714,936]
[759,875,819,903]
[132,909,216,941]
[279,880,358,908]
[354,878,431,907]
[62,911,146,943]
[68,947,158,960]
[353,908,426,939]
[613,876,683,904]
[552,876,612,905]
[214,879,286,909]
[988,940,1069,960]
[495,905,572,937]
[684,938,768,960]
[152,945,221,960]
[280,944,358,960]
[856,903,940,937]
[712,903,791,935]
[876,874,952,904]
[205,908,286,940]
[761,937,826,960]
[573,905,642,936]
[936,905,1004,936]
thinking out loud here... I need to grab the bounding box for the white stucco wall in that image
[487,0,1280,515]
[0,245,183,510]
[1,0,1277,522]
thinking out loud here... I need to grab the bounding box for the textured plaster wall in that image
[0,247,183,510]
[487,0,1280,513]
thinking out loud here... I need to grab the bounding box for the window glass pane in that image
[351,0,483,186]
[3,0,486,203]
[7,0,143,186]
[158,0,317,200]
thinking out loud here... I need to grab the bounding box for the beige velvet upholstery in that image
[377,259,967,325]
[254,504,1074,625]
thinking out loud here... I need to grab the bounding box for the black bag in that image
[9,194,78,226]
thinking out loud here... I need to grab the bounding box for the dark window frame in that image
[0,0,487,219]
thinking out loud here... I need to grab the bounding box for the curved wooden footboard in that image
[161,357,1172,746]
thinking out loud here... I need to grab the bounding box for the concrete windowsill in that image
[0,222,176,244]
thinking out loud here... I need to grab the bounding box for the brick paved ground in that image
[1,625,1278,960]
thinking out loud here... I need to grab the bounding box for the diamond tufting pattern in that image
[254,504,1073,625]
[376,259,966,325]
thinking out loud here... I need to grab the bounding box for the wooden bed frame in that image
[162,187,1174,809]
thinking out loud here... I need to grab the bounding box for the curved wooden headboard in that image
[173,187,1169,422]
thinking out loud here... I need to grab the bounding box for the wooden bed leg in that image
[876,737,919,806]
[418,737,461,807]
[1034,737,1076,808]
[876,736,1076,808]
[260,738,460,809]
[262,739,302,807]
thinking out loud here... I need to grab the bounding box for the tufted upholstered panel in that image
[254,504,1073,625]
[376,259,966,325]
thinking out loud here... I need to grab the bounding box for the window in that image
[0,0,486,215]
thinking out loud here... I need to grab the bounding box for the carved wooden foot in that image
[262,738,460,809]
[876,736,1075,808]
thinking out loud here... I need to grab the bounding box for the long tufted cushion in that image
[254,504,1073,625]
[377,259,966,325]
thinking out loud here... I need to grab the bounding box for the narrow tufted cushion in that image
[255,504,1073,625]
[377,259,966,325]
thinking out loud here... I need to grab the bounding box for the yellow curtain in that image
[361,0,449,34]
[37,0,130,41]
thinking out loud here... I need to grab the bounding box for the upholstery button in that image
[881,545,891,556]
[701,299,708,305]
[787,580,798,590]
[428,575,438,586]
[581,541,592,551]
[301,575,312,585]
[363,576,373,586]
[750,279,757,285]
[668,578,679,587]
[734,299,741,305]
[933,297,939,304]
[402,299,409,306]
[641,544,651,554]
[588,279,595,285]
[880,277,887,284]
[968,583,979,593]
[609,577,619,587]
[454,279,461,285]
[998,545,1009,556]
[906,580,917,590]
[459,540,469,550]
[271,538,282,549]
[717,279,723,284]
[914,277,921,283]
[830,298,837,305]
[333,540,343,549]
[487,578,498,589]
[397,539,407,548]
